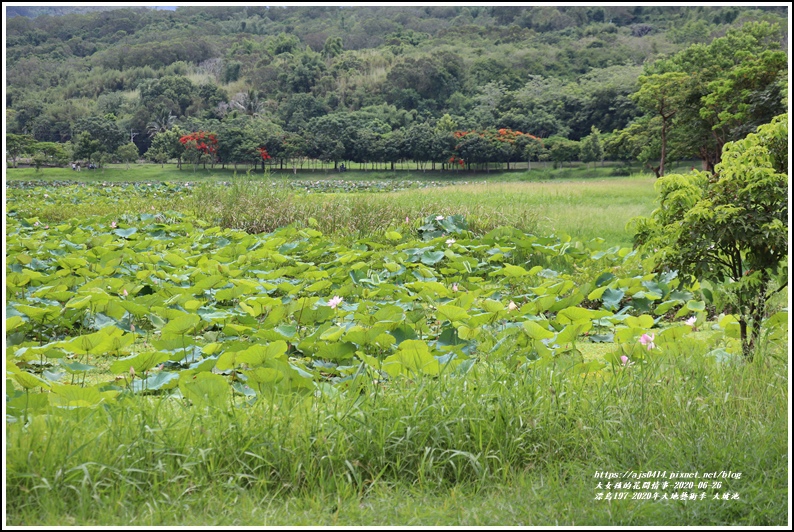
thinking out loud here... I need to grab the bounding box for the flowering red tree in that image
[255,146,272,171]
[179,131,218,154]
[179,131,218,170]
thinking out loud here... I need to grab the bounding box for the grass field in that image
[6,159,699,182]
[7,164,658,247]
[4,164,789,526]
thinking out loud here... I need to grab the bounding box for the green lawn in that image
[368,178,658,246]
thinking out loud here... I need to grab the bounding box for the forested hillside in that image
[5,5,788,172]
[5,6,131,19]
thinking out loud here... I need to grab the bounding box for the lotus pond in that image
[8,191,773,408]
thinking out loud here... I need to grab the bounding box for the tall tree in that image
[632,72,686,177]
[231,89,265,117]
[547,136,580,168]
[30,141,70,170]
[146,112,176,138]
[321,36,343,60]
[640,21,787,172]
[145,125,186,169]
[116,142,139,169]
[72,115,126,155]
[138,75,196,117]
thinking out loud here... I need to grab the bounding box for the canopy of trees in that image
[5,6,788,170]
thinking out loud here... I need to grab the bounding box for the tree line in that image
[7,117,603,174]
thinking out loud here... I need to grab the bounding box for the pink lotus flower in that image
[685,316,697,327]
[129,366,135,378]
[122,289,128,297]
[446,238,455,247]
[620,355,634,367]
[639,333,656,350]
[406,216,410,223]
[328,295,343,309]
[452,283,458,292]
[111,221,117,228]
[436,215,444,221]
[508,301,518,312]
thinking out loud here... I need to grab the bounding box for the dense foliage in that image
[5,6,787,171]
[626,22,787,175]
[632,114,788,358]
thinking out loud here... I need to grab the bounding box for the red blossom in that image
[180,131,218,155]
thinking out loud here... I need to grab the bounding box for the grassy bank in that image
[6,344,787,526]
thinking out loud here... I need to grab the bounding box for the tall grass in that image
[188,175,656,246]
[8,172,654,246]
[6,344,787,525]
[189,177,542,239]
[7,169,656,248]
